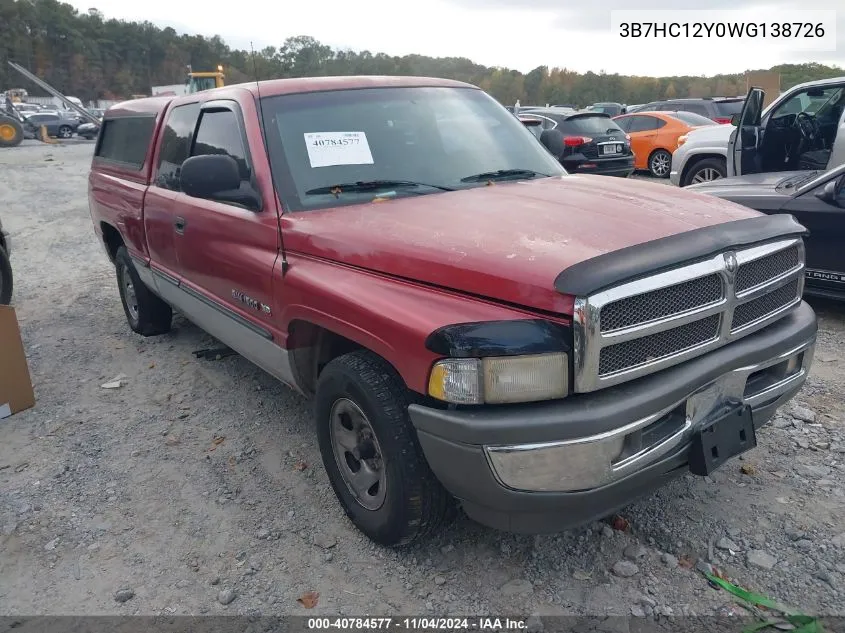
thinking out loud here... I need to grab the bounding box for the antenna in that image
[251,42,288,273]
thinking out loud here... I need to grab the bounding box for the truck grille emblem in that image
[724,252,738,277]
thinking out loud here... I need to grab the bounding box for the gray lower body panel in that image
[409,302,817,534]
[129,255,300,392]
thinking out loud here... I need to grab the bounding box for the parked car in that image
[670,77,845,187]
[585,102,627,116]
[13,103,41,115]
[613,110,717,177]
[77,121,100,140]
[89,76,817,545]
[519,108,634,177]
[687,164,845,301]
[0,215,12,305]
[730,82,845,175]
[637,97,745,124]
[22,112,78,138]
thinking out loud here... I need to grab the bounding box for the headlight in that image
[677,134,688,146]
[428,353,569,405]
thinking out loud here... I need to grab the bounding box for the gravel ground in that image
[1,142,844,620]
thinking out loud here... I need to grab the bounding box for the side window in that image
[191,109,251,182]
[615,117,632,132]
[155,103,200,191]
[628,116,659,132]
[95,117,156,168]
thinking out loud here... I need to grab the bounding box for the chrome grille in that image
[573,238,805,392]
[600,274,723,333]
[732,279,801,331]
[599,315,721,375]
[735,244,802,293]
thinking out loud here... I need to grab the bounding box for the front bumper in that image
[409,302,817,533]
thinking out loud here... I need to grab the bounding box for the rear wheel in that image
[0,245,12,305]
[315,350,454,546]
[114,246,172,336]
[648,149,672,178]
[0,116,24,148]
[57,125,73,139]
[683,157,726,186]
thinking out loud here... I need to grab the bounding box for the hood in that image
[282,175,762,314]
[683,123,734,145]
[686,171,809,197]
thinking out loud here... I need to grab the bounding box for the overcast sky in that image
[69,0,843,76]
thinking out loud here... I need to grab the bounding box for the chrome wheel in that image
[58,126,72,139]
[691,167,723,184]
[121,266,139,322]
[650,151,671,177]
[329,398,387,511]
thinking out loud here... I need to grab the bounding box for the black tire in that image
[114,246,172,336]
[0,245,12,305]
[315,350,455,546]
[648,149,672,178]
[0,116,24,148]
[681,157,726,187]
[58,125,73,139]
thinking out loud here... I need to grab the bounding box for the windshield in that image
[670,111,717,127]
[261,86,565,212]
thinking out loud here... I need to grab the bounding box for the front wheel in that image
[648,149,672,178]
[315,350,454,546]
[683,157,726,186]
[58,125,72,139]
[0,245,12,305]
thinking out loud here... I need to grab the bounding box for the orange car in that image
[612,110,716,178]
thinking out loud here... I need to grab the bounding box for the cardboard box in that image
[0,305,35,418]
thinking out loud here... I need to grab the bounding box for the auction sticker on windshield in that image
[304,131,374,168]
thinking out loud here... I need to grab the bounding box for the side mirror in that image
[730,113,740,126]
[816,179,841,205]
[180,154,262,210]
[181,154,240,198]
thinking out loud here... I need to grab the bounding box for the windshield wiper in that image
[305,180,454,195]
[460,169,550,183]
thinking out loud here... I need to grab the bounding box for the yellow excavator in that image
[186,65,225,94]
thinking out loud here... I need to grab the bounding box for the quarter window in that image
[95,117,156,168]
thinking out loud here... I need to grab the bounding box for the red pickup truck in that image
[89,76,817,545]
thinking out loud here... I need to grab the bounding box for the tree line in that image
[1,0,843,106]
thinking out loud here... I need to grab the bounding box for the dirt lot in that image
[1,141,844,619]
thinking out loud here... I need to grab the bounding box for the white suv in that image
[670,77,845,187]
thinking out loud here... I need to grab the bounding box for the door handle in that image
[174,217,186,234]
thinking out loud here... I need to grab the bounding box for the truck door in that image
[728,87,765,177]
[145,102,200,287]
[173,100,281,344]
